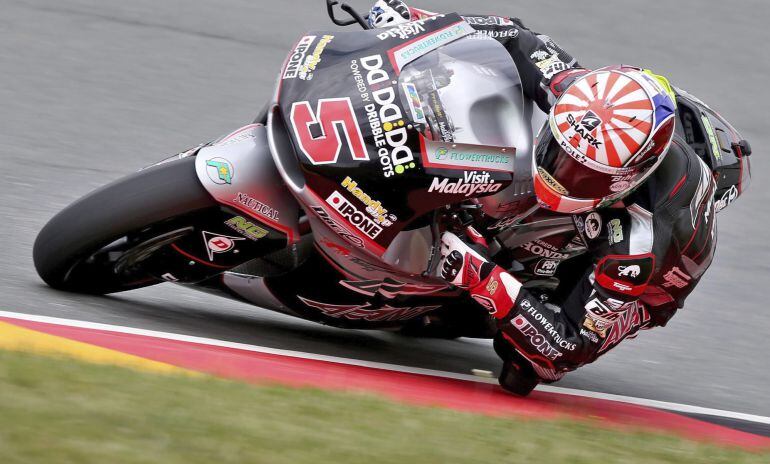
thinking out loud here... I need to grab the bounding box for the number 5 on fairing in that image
[290,98,369,165]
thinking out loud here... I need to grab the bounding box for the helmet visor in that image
[534,129,649,200]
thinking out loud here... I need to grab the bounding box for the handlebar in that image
[326,0,371,30]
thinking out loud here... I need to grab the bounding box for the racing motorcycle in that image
[33,1,745,339]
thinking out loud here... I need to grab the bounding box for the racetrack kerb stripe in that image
[1,311,768,450]
[0,320,194,375]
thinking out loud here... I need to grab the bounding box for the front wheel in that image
[33,156,219,294]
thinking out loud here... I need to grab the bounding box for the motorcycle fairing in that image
[247,248,480,331]
[195,124,300,244]
[270,14,523,259]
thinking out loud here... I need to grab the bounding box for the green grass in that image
[0,350,766,464]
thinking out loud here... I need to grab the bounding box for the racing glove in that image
[368,0,411,28]
[437,231,522,318]
[548,68,591,98]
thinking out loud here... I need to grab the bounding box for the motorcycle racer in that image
[369,0,752,394]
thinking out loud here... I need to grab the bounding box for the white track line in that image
[1,309,769,426]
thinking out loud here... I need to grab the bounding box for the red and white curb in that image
[0,310,768,449]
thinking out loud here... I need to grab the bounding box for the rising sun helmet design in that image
[533,66,678,213]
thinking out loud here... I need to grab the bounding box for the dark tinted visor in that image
[534,131,646,200]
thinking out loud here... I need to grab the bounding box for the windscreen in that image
[397,37,526,149]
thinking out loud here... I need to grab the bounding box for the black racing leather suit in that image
[408,7,718,381]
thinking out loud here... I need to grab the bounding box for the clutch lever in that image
[326,0,371,29]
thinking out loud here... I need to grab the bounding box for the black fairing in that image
[674,88,751,211]
[274,14,523,256]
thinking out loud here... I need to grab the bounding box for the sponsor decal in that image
[427,92,454,142]
[470,29,520,40]
[584,212,602,239]
[428,171,502,197]
[567,113,602,148]
[297,34,334,81]
[161,273,179,282]
[340,278,447,298]
[573,215,586,238]
[715,185,738,212]
[326,191,383,239]
[580,328,599,344]
[377,21,426,41]
[607,218,624,245]
[534,52,567,79]
[360,55,417,177]
[579,110,602,132]
[598,304,651,353]
[341,176,396,226]
[461,15,515,26]
[701,114,722,160]
[234,192,279,221]
[520,304,577,351]
[637,139,657,160]
[225,216,269,241]
[662,266,691,289]
[201,231,245,261]
[389,21,476,72]
[486,279,499,295]
[425,142,515,172]
[610,181,631,193]
[512,315,563,361]
[537,167,568,195]
[205,158,234,185]
[608,172,636,195]
[298,296,439,322]
[534,258,560,277]
[521,240,568,260]
[402,83,427,124]
[283,35,316,79]
[612,282,632,292]
[350,60,371,102]
[596,255,653,299]
[583,297,630,338]
[690,159,714,228]
[320,238,350,257]
[311,206,365,248]
[215,126,259,147]
[618,265,640,278]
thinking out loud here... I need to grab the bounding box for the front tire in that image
[33,156,218,294]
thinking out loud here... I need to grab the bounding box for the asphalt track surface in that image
[2,0,769,429]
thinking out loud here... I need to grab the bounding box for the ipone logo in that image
[283,35,316,79]
[326,191,383,239]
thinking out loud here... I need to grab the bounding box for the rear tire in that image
[33,157,218,294]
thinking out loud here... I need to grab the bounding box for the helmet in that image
[533,66,677,213]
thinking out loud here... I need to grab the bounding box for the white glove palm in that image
[437,232,489,288]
